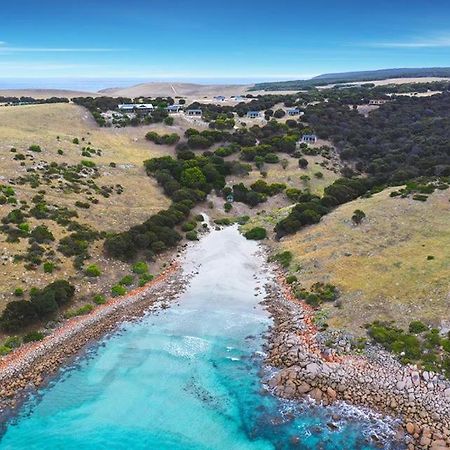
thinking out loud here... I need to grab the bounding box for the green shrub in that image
[269,251,293,268]
[0,346,12,356]
[65,304,94,318]
[43,262,55,274]
[409,320,428,334]
[72,138,79,144]
[286,275,298,284]
[111,284,127,297]
[181,222,196,232]
[138,273,154,287]
[443,339,450,353]
[81,160,96,168]
[29,144,42,152]
[224,202,232,212]
[119,275,134,286]
[23,331,45,343]
[132,261,148,274]
[93,294,106,305]
[57,149,64,155]
[4,336,21,349]
[14,288,24,297]
[185,230,198,240]
[30,225,54,243]
[85,264,101,277]
[244,227,267,240]
[412,194,428,201]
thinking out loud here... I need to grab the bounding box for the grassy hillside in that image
[279,188,450,332]
[0,103,172,316]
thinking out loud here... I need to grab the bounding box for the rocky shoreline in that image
[263,270,450,449]
[0,261,187,418]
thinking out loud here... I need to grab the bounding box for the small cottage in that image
[287,108,301,116]
[301,134,317,144]
[166,104,183,113]
[246,111,260,119]
[185,109,202,116]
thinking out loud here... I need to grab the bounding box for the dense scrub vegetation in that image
[0,96,70,105]
[367,321,450,378]
[305,93,450,183]
[1,280,75,332]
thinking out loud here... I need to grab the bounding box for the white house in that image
[246,111,260,119]
[301,134,317,144]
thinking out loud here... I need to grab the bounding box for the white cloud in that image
[370,34,450,48]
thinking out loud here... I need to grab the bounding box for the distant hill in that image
[252,67,450,91]
[99,82,250,98]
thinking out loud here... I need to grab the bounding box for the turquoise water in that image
[0,227,398,449]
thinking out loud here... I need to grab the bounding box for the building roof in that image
[186,109,202,113]
[118,103,153,110]
[302,134,317,139]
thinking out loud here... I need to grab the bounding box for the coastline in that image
[263,267,450,449]
[0,261,187,417]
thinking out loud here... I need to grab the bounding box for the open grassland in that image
[280,188,450,333]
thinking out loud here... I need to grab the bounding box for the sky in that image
[1,0,450,83]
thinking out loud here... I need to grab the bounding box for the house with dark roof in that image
[185,109,202,116]
[214,95,226,101]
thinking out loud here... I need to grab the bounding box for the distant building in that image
[185,109,202,116]
[368,99,388,106]
[118,103,154,113]
[166,104,183,113]
[214,95,226,101]
[301,134,317,144]
[287,108,301,116]
[233,96,244,102]
[246,111,261,119]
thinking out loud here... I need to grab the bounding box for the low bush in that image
[244,226,267,240]
[132,261,148,274]
[65,304,94,318]
[186,230,198,240]
[85,264,101,277]
[93,294,106,305]
[111,284,127,297]
[269,251,292,268]
[23,331,45,343]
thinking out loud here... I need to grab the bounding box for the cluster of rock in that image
[0,266,185,416]
[263,280,450,450]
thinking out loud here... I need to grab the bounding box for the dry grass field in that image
[280,188,450,333]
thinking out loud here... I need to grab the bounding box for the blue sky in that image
[1,0,450,81]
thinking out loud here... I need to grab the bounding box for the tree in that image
[298,158,309,169]
[1,300,37,332]
[351,209,366,225]
[180,167,206,188]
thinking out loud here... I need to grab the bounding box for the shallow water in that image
[0,227,400,449]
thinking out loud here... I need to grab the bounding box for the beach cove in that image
[0,226,400,449]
